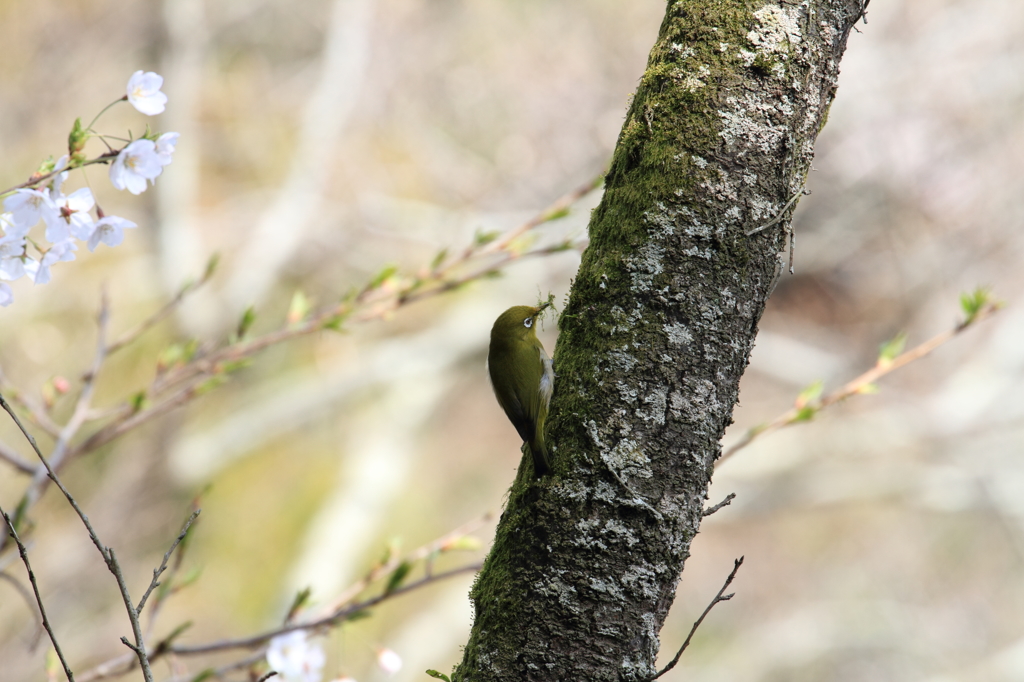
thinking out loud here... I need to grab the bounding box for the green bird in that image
[488,303,554,476]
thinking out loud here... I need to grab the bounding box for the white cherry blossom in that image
[126,70,168,116]
[47,155,71,199]
[156,132,179,165]
[3,188,56,235]
[0,235,28,282]
[45,187,96,242]
[266,631,325,682]
[110,139,164,195]
[88,215,137,251]
[376,648,403,676]
[27,239,77,285]
[0,282,12,307]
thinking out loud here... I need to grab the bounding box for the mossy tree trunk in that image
[454,1,868,680]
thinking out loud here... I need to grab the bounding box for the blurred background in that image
[1,0,1023,680]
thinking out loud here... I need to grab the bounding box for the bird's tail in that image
[527,438,551,477]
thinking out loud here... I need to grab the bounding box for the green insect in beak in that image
[487,303,554,476]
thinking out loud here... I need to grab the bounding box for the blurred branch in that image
[76,515,490,680]
[7,173,601,527]
[11,291,111,539]
[170,562,481,657]
[719,295,1002,464]
[0,440,35,474]
[0,371,62,439]
[1,505,76,682]
[648,557,743,681]
[322,511,491,615]
[0,151,119,198]
[102,255,219,360]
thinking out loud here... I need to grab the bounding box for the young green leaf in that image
[287,291,312,326]
[877,332,907,367]
[430,248,448,271]
[384,561,412,596]
[344,609,372,622]
[794,379,824,409]
[473,229,500,246]
[425,670,452,681]
[368,264,399,290]
[540,206,570,222]
[440,536,483,552]
[284,587,312,623]
[959,287,991,326]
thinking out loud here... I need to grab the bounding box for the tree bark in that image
[455,1,868,680]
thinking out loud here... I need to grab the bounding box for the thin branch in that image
[746,183,808,236]
[103,255,218,359]
[0,391,155,682]
[136,510,201,615]
[160,651,267,682]
[23,175,600,494]
[322,512,491,615]
[1,506,76,682]
[719,301,1001,464]
[702,493,736,517]
[0,369,62,439]
[649,557,744,681]
[0,151,119,197]
[168,562,481,656]
[76,515,490,680]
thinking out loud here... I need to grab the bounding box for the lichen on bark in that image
[454,1,868,680]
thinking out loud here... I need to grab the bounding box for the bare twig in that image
[702,493,736,517]
[0,391,155,682]
[649,557,744,680]
[1,505,76,682]
[136,510,201,616]
[746,183,808,236]
[719,301,1001,464]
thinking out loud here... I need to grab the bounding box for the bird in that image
[487,303,554,476]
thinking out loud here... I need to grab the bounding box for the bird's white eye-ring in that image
[524,318,533,328]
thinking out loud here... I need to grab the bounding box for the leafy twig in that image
[102,254,219,360]
[75,515,489,680]
[719,294,1002,464]
[0,151,119,198]
[648,557,744,680]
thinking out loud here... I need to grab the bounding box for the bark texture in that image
[455,1,867,680]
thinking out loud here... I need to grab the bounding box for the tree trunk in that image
[455,1,868,679]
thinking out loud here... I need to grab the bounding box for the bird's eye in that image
[524,318,533,328]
